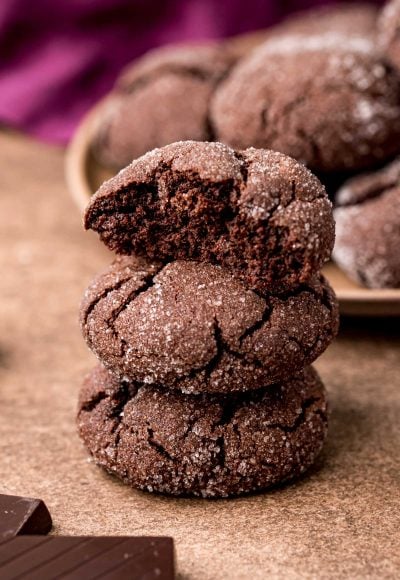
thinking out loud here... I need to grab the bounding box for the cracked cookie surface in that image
[85,141,334,295]
[210,37,400,173]
[93,43,236,168]
[77,365,328,498]
[333,157,400,288]
[80,256,339,394]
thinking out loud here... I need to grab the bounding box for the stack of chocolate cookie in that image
[78,140,339,498]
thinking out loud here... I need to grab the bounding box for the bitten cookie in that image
[333,158,400,288]
[93,43,236,168]
[211,35,400,174]
[78,365,329,498]
[378,0,400,72]
[85,141,334,294]
[80,257,339,394]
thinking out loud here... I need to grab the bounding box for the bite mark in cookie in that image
[85,141,334,295]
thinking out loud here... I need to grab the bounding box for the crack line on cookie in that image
[105,264,165,338]
[215,435,226,469]
[80,390,108,413]
[266,396,321,433]
[82,273,134,329]
[146,427,177,463]
[238,303,272,345]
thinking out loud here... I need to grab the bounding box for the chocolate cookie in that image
[77,365,328,498]
[274,2,377,39]
[93,43,236,168]
[211,36,400,174]
[333,158,400,288]
[80,256,339,394]
[85,141,334,295]
[378,0,400,72]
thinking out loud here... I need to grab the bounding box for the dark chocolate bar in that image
[0,536,175,579]
[0,494,52,540]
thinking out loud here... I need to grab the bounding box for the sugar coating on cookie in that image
[333,158,400,288]
[378,0,400,72]
[77,365,328,498]
[211,35,400,173]
[80,256,338,394]
[93,43,236,168]
[85,141,334,295]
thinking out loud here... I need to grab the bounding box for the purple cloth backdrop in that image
[0,0,383,143]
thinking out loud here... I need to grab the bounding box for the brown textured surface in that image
[85,141,334,294]
[211,34,400,173]
[78,366,328,498]
[1,131,399,578]
[81,257,338,393]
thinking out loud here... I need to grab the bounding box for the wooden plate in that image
[65,97,400,316]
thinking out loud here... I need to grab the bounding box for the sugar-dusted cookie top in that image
[211,36,400,173]
[85,141,334,294]
[78,365,328,497]
[80,256,338,393]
